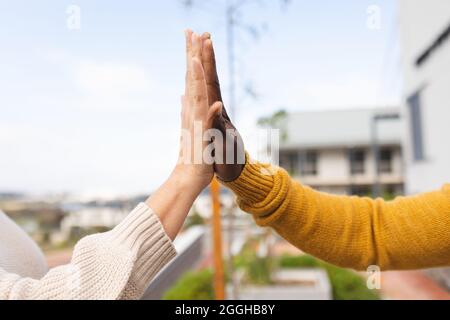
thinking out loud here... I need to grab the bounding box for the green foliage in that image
[246,256,273,285]
[257,109,288,141]
[163,269,214,300]
[278,254,380,300]
[279,254,320,268]
[382,191,396,201]
[233,239,257,269]
[164,254,380,300]
[234,253,273,285]
[324,264,380,300]
[233,239,273,285]
[184,211,205,229]
[257,110,287,127]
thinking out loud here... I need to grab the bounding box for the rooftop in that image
[278,107,404,150]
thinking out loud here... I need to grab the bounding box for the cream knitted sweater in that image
[0,203,176,300]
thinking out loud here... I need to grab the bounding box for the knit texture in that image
[0,211,48,279]
[221,154,450,271]
[0,203,176,300]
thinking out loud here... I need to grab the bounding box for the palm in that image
[177,31,223,190]
[200,33,245,182]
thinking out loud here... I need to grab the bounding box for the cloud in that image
[0,49,180,194]
[275,73,401,110]
[301,76,379,108]
[38,49,159,111]
[72,60,158,111]
[0,121,178,194]
[75,60,152,96]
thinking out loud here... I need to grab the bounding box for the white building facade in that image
[277,108,404,197]
[398,0,450,289]
[398,0,450,194]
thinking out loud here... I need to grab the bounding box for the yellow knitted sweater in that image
[222,155,450,271]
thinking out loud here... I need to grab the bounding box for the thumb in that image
[207,101,223,127]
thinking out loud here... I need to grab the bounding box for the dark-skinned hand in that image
[185,30,245,182]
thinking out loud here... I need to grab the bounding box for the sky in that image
[0,0,402,196]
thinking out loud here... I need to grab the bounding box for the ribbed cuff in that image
[108,203,177,291]
[220,153,293,226]
[219,153,272,203]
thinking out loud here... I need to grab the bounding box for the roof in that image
[278,107,404,150]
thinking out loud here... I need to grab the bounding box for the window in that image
[382,185,397,200]
[349,149,365,175]
[408,91,425,161]
[299,151,318,176]
[416,23,450,67]
[280,152,299,175]
[379,148,393,174]
[349,185,371,197]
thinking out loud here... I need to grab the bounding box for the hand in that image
[174,31,223,192]
[145,31,223,240]
[199,32,245,182]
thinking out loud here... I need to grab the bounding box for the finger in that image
[202,32,211,41]
[202,39,218,83]
[190,57,208,116]
[221,104,232,122]
[179,95,190,161]
[188,32,202,98]
[202,38,223,103]
[185,29,193,68]
[192,32,203,62]
[185,29,193,96]
[180,95,188,128]
[207,101,223,127]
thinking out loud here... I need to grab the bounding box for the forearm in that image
[146,168,204,240]
[0,204,176,300]
[1,169,204,299]
[221,155,450,270]
[272,183,450,270]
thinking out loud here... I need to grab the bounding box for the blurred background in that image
[0,0,449,300]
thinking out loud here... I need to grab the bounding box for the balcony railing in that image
[141,226,205,300]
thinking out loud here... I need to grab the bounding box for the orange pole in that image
[210,177,225,300]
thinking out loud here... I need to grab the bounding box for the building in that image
[60,206,128,239]
[398,0,450,194]
[277,107,404,196]
[398,0,450,289]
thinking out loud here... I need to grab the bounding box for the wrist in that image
[145,166,208,241]
[170,166,209,196]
